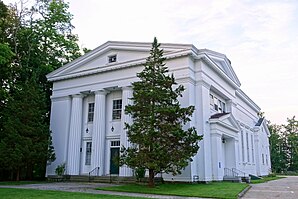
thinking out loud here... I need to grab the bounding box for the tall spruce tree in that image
[121,37,203,187]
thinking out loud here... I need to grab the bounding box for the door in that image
[110,148,120,175]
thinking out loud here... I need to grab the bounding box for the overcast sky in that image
[4,0,298,125]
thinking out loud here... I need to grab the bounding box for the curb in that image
[238,185,251,198]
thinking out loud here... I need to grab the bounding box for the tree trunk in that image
[148,169,155,188]
[16,168,20,181]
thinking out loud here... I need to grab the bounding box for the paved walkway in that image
[241,176,298,199]
[0,182,205,199]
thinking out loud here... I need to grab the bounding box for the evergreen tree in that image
[121,37,203,187]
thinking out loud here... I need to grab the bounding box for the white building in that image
[46,41,271,182]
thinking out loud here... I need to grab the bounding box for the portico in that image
[209,113,240,181]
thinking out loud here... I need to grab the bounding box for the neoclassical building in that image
[46,41,271,182]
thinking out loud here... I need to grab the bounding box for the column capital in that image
[210,131,222,137]
[94,89,109,95]
[122,86,133,91]
[71,94,84,98]
[196,80,211,89]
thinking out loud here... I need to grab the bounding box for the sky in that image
[4,0,298,125]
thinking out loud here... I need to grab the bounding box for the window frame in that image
[246,132,250,163]
[87,103,95,123]
[241,130,245,162]
[85,142,92,165]
[112,99,122,120]
[108,55,117,63]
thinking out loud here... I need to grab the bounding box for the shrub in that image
[55,163,66,176]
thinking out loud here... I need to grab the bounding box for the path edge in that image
[238,185,251,198]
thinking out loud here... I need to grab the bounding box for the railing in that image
[232,168,247,177]
[89,167,100,182]
[224,168,238,177]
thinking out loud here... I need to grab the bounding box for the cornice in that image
[236,89,260,112]
[47,49,192,82]
[196,54,240,89]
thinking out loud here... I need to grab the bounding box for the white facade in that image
[46,41,271,181]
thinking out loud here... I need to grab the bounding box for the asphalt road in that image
[241,176,298,199]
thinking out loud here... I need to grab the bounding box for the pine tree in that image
[121,37,203,187]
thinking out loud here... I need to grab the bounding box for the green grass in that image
[250,176,284,184]
[0,188,146,199]
[0,181,46,185]
[99,182,248,199]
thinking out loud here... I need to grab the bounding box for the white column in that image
[211,131,223,180]
[67,94,84,175]
[91,90,108,176]
[234,138,240,169]
[119,86,133,176]
[196,81,212,181]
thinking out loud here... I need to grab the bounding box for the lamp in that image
[111,126,114,132]
[86,128,89,133]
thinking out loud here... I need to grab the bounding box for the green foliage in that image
[269,123,287,173]
[120,37,203,187]
[0,0,81,180]
[269,116,298,173]
[135,167,146,181]
[100,182,248,199]
[55,163,65,176]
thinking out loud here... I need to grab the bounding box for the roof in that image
[255,118,264,127]
[210,112,230,119]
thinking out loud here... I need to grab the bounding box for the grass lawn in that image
[250,176,285,184]
[99,182,248,199]
[0,188,146,199]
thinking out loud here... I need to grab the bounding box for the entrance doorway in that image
[110,147,120,175]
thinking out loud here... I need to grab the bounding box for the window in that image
[108,55,117,63]
[241,131,245,162]
[262,154,265,165]
[88,103,95,122]
[246,132,250,162]
[214,97,218,110]
[221,101,226,113]
[85,142,92,165]
[251,134,254,163]
[266,154,268,165]
[210,94,214,106]
[111,140,120,147]
[112,99,122,120]
[210,94,226,113]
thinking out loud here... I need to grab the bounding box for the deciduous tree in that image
[0,0,82,180]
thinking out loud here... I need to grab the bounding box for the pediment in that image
[199,49,241,87]
[209,113,241,132]
[47,41,194,82]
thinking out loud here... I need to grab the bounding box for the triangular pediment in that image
[199,49,241,87]
[209,113,241,132]
[46,41,194,82]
